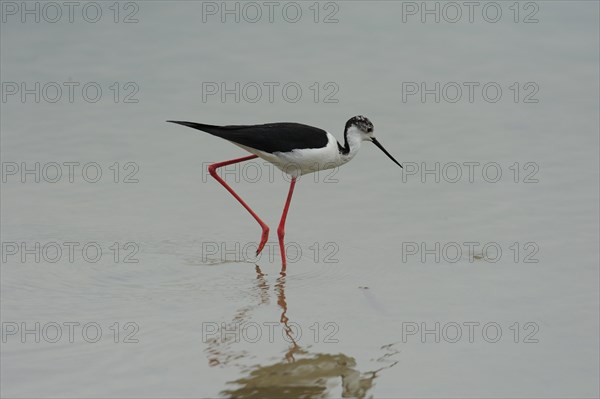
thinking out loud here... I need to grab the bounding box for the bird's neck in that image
[338,126,363,161]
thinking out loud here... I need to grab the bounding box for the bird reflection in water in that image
[205,266,399,398]
[275,270,301,363]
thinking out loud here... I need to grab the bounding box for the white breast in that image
[235,133,347,177]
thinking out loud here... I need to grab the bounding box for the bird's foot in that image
[256,227,270,256]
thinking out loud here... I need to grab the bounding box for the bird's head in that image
[345,115,374,140]
[345,115,403,168]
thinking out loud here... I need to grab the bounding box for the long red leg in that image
[208,155,270,255]
[277,177,297,269]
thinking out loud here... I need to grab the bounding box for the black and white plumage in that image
[168,115,402,268]
[168,116,402,177]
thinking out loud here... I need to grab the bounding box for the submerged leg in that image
[208,155,270,255]
[277,177,297,269]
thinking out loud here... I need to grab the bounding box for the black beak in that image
[371,137,403,168]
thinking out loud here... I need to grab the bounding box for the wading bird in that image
[168,116,402,268]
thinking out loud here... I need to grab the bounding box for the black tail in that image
[167,120,228,136]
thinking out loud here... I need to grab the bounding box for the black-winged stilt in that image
[168,116,402,268]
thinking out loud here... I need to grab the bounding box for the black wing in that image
[167,121,329,153]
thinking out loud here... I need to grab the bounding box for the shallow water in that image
[1,2,599,398]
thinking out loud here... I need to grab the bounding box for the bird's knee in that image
[277,227,285,241]
[208,164,218,178]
